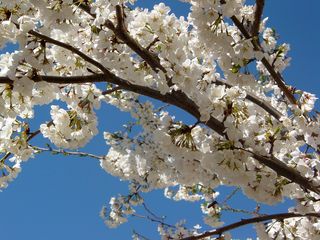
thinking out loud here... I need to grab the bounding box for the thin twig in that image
[221,187,240,204]
[27,120,53,141]
[142,202,164,221]
[132,230,152,240]
[32,146,104,160]
[221,204,260,215]
[132,213,176,229]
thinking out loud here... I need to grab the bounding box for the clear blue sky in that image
[1,1,320,239]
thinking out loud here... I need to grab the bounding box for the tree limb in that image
[71,1,282,121]
[251,0,265,38]
[181,212,320,240]
[215,79,282,120]
[29,30,110,75]
[230,16,297,105]
[0,74,282,122]
[1,72,318,194]
[103,5,167,74]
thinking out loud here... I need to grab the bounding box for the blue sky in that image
[1,1,320,239]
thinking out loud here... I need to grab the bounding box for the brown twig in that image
[181,212,320,240]
[27,120,53,141]
[0,120,53,164]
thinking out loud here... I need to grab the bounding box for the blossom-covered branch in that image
[1,0,320,239]
[0,74,282,120]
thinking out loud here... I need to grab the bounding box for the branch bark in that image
[181,212,320,240]
[251,0,265,38]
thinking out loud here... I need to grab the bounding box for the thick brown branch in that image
[1,73,318,194]
[0,77,282,121]
[251,0,265,38]
[182,212,320,240]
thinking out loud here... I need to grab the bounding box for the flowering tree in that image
[0,0,320,239]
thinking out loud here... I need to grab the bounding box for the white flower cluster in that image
[100,183,142,228]
[40,105,98,149]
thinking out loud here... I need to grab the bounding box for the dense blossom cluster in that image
[0,0,320,239]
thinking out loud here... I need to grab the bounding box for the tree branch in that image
[0,75,282,120]
[251,0,265,38]
[103,5,167,74]
[28,30,112,76]
[230,16,297,105]
[215,79,282,120]
[33,146,104,160]
[71,0,287,121]
[74,2,169,79]
[1,73,318,194]
[248,151,320,194]
[181,212,320,240]
[71,2,282,120]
